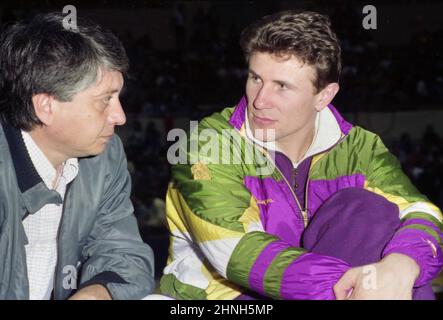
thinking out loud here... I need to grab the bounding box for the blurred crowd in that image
[390,125,443,210]
[1,2,442,277]
[118,4,246,120]
[116,3,443,119]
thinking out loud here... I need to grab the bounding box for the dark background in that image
[1,0,442,292]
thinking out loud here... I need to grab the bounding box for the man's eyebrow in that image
[248,69,260,77]
[95,89,120,97]
[273,79,294,89]
[249,69,295,89]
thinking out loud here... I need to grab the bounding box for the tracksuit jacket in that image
[161,97,443,299]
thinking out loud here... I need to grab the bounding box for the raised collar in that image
[21,130,78,191]
[229,95,353,165]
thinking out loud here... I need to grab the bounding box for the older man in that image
[0,12,154,300]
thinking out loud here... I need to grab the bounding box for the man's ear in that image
[314,82,340,112]
[31,93,56,126]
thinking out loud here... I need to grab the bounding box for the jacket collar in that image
[1,123,62,216]
[228,95,353,162]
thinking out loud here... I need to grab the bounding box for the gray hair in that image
[0,12,129,130]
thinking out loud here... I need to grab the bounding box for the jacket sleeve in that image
[168,132,350,299]
[365,135,443,287]
[79,136,155,299]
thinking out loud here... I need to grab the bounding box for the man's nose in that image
[253,86,273,110]
[109,100,126,126]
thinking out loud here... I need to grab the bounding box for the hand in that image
[68,284,112,300]
[334,253,420,300]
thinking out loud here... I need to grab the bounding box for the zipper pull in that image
[302,211,308,227]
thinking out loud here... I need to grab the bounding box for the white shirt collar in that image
[21,130,78,190]
[245,106,342,167]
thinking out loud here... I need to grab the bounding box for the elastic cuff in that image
[383,229,443,287]
[79,271,129,297]
[280,252,351,300]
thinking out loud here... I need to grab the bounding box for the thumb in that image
[334,268,359,300]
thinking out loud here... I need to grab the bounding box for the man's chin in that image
[249,124,277,142]
[92,144,108,156]
[76,144,108,159]
[251,132,277,143]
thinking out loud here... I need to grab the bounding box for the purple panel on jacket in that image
[229,96,247,130]
[308,174,366,216]
[383,228,443,287]
[249,240,291,295]
[244,176,304,247]
[328,103,353,135]
[401,218,443,240]
[280,252,350,300]
[274,152,312,210]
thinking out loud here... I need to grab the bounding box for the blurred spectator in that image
[391,126,443,209]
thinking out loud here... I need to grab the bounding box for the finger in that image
[345,287,354,299]
[334,268,358,300]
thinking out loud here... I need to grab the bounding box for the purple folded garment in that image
[302,187,434,300]
[237,187,435,300]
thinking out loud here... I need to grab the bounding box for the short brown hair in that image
[240,10,341,92]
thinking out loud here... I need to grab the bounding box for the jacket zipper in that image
[265,133,348,228]
[264,151,309,227]
[238,126,348,228]
[242,138,311,228]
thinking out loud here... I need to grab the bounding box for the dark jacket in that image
[0,123,155,299]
